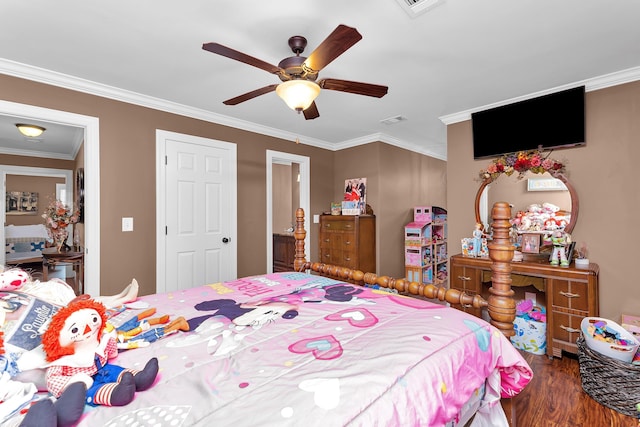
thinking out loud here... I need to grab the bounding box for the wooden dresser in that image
[450,253,599,358]
[273,233,295,272]
[319,214,376,274]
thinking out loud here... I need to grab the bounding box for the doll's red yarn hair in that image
[42,299,107,362]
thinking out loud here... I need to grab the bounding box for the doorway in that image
[0,165,74,267]
[266,150,310,273]
[0,100,100,296]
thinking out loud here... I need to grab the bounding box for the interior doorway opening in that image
[266,151,310,273]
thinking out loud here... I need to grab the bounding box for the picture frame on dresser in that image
[521,233,540,253]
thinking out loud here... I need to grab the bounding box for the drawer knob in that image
[560,325,580,333]
[559,291,580,298]
[345,241,351,245]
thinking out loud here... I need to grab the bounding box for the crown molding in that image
[0,59,449,158]
[439,65,640,125]
[0,59,337,150]
[332,132,446,161]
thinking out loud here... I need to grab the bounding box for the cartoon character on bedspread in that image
[187,283,366,330]
[42,299,159,407]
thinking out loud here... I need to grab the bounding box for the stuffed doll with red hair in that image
[42,299,158,407]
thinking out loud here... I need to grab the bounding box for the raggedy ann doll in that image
[42,299,159,407]
[2,330,85,427]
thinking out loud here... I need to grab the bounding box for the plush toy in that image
[0,268,30,291]
[17,381,87,427]
[549,229,571,267]
[2,332,86,427]
[42,299,158,407]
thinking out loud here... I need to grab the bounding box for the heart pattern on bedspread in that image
[289,335,343,360]
[325,308,378,328]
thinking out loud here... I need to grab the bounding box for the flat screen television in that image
[471,86,585,159]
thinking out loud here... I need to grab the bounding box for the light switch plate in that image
[122,217,134,232]
[313,214,320,224]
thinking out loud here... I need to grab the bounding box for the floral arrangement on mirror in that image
[479,150,566,182]
[42,199,80,252]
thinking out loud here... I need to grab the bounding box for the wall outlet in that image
[122,217,134,232]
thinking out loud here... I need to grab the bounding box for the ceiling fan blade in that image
[203,42,282,75]
[318,78,388,98]
[223,84,279,105]
[304,25,362,72]
[303,102,320,120]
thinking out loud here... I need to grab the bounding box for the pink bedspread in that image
[78,272,532,426]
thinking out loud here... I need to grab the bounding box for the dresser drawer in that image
[320,232,356,249]
[450,265,481,293]
[551,280,589,311]
[321,220,356,232]
[339,250,358,268]
[551,311,583,342]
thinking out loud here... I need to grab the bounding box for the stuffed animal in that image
[42,299,158,407]
[1,333,86,427]
[0,268,30,291]
[549,229,571,267]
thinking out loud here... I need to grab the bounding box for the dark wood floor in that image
[513,350,637,426]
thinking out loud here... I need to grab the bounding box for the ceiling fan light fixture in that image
[276,80,320,112]
[16,123,46,138]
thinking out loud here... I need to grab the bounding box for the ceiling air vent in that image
[395,0,445,18]
[380,115,407,125]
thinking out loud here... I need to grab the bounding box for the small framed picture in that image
[521,234,540,254]
[565,241,576,261]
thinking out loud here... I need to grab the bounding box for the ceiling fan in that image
[202,24,388,120]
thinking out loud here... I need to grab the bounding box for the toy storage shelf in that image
[404,206,447,286]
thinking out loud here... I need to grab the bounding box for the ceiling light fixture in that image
[16,123,46,138]
[276,80,321,113]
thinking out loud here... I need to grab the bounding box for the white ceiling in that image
[1,0,640,160]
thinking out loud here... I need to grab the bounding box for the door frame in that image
[0,165,74,265]
[155,129,238,293]
[0,100,100,296]
[266,150,310,273]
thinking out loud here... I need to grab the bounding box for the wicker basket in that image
[577,335,640,418]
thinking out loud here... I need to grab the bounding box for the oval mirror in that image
[475,171,578,234]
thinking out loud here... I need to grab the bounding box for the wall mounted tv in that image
[471,86,585,159]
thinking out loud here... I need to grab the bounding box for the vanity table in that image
[450,253,599,358]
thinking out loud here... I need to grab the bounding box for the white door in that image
[156,130,237,293]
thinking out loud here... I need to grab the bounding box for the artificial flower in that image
[42,199,79,247]
[479,150,566,181]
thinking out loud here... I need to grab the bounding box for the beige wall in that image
[332,142,447,278]
[1,74,446,297]
[5,175,63,225]
[0,74,335,296]
[447,80,640,321]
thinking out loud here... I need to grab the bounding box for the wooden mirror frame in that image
[474,172,579,234]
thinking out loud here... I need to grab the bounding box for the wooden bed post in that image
[293,208,308,272]
[487,202,516,337]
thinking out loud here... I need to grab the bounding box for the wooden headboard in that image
[292,202,516,338]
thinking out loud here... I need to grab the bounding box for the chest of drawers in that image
[318,215,376,273]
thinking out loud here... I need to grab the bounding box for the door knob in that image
[222,237,230,243]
